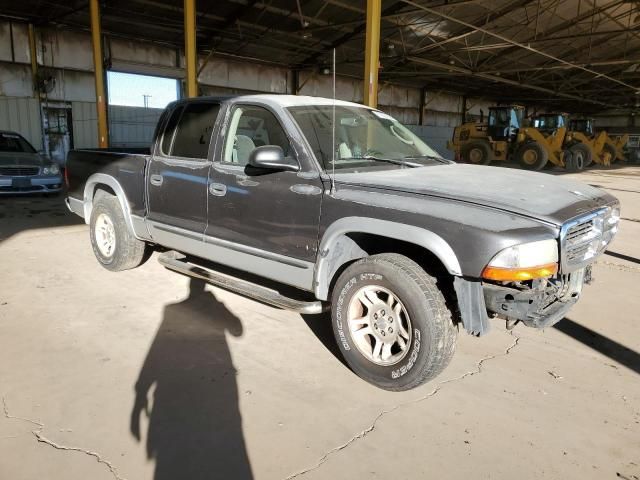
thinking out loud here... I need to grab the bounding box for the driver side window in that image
[222,105,291,166]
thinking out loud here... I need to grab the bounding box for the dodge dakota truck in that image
[65,95,620,391]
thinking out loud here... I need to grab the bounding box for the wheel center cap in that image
[372,306,396,341]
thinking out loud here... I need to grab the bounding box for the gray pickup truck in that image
[66,95,619,391]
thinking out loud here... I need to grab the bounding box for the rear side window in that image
[160,106,183,155]
[171,103,220,159]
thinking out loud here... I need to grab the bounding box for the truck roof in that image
[174,94,371,110]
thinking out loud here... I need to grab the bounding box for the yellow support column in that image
[184,0,198,98]
[89,0,108,148]
[28,24,38,97]
[363,0,381,108]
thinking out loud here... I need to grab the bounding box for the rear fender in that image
[83,173,138,238]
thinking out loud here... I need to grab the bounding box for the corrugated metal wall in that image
[0,96,42,149]
[71,101,98,149]
[407,125,454,160]
[108,105,163,148]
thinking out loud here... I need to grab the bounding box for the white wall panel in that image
[0,96,42,149]
[71,101,98,149]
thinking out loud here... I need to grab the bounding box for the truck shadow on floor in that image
[130,278,253,480]
[554,318,640,375]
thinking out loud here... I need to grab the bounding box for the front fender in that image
[314,216,462,300]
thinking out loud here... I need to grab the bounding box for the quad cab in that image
[65,95,620,391]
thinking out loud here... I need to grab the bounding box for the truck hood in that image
[0,152,45,167]
[334,163,616,226]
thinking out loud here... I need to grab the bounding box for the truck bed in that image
[66,148,150,217]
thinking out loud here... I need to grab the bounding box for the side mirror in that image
[248,145,299,172]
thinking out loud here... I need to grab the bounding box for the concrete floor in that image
[0,165,639,480]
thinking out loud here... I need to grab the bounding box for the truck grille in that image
[0,166,40,176]
[561,208,617,271]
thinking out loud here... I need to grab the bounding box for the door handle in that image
[150,174,163,186]
[209,183,227,196]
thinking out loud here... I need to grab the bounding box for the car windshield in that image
[0,133,36,153]
[287,105,442,171]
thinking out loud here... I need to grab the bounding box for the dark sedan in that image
[0,131,62,195]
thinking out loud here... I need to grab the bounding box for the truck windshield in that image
[288,105,442,171]
[0,133,36,153]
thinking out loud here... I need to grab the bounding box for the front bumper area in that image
[0,174,63,194]
[454,267,590,335]
[483,267,589,329]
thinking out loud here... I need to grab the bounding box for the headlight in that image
[482,239,559,281]
[42,164,60,175]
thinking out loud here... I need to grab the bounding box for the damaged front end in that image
[483,267,591,330]
[455,204,619,335]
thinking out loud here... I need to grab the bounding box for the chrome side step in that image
[158,251,327,315]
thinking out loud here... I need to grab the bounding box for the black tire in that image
[565,146,585,172]
[570,143,591,168]
[602,143,617,164]
[89,191,149,271]
[331,253,457,391]
[515,141,548,170]
[461,141,492,165]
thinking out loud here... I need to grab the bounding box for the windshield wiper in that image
[341,156,421,167]
[402,154,450,164]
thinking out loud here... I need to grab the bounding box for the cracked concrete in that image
[0,166,639,480]
[2,397,126,480]
[285,335,521,479]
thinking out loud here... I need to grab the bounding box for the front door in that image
[146,101,220,250]
[205,103,323,289]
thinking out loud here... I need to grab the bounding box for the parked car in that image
[65,95,620,391]
[0,131,62,195]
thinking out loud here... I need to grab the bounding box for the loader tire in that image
[564,144,591,172]
[602,144,617,164]
[461,141,492,165]
[570,143,591,168]
[516,142,548,170]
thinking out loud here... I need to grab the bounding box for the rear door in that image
[146,101,220,248]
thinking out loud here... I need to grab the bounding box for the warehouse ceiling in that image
[2,0,640,111]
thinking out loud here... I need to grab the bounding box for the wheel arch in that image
[314,217,462,301]
[83,173,137,237]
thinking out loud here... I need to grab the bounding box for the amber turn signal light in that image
[481,263,558,281]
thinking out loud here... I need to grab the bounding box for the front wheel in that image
[331,253,457,391]
[515,141,548,170]
[90,191,149,271]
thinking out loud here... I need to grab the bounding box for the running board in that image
[158,251,327,315]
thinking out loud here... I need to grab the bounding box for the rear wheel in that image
[331,253,457,391]
[90,192,149,271]
[515,141,548,170]
[461,141,492,165]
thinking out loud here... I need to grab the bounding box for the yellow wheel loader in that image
[448,106,570,171]
[602,132,629,164]
[565,118,628,166]
[447,106,522,166]
[566,118,602,167]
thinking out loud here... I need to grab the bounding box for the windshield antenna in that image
[331,47,336,194]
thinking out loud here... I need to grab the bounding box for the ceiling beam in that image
[407,56,615,106]
[402,0,638,93]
